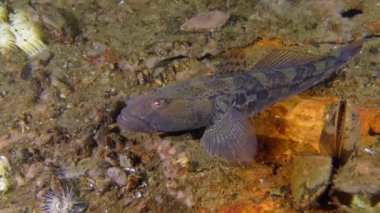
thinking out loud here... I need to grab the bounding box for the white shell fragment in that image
[180,10,229,32]
[0,3,15,51]
[10,10,47,57]
[0,22,15,50]
[0,155,13,193]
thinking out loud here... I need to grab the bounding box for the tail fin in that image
[336,41,362,63]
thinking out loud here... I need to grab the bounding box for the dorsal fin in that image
[216,49,247,76]
[251,49,324,73]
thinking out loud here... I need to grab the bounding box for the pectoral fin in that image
[200,108,257,162]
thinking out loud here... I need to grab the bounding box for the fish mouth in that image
[117,108,157,133]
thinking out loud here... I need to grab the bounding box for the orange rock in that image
[252,95,380,157]
[217,199,275,213]
[357,107,380,147]
[252,96,337,156]
[371,114,380,134]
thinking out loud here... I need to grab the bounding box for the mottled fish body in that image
[118,42,362,162]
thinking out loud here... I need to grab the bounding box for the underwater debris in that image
[57,158,94,180]
[180,10,229,32]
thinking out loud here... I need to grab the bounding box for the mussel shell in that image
[320,100,360,164]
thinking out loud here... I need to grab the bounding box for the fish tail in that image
[335,40,362,64]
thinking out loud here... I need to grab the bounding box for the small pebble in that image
[107,167,127,187]
[25,162,43,179]
[180,10,229,32]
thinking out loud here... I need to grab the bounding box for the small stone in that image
[145,57,162,69]
[291,155,332,206]
[88,166,104,178]
[136,72,145,85]
[118,59,138,72]
[107,167,127,187]
[334,156,380,194]
[25,162,43,179]
[180,10,229,32]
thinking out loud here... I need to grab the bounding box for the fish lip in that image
[117,109,157,133]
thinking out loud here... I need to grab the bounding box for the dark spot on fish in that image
[233,93,246,105]
[257,90,268,100]
[215,107,225,115]
[244,89,253,97]
[247,100,256,109]
[189,127,206,139]
[293,66,315,82]
[341,9,362,18]
[292,71,306,82]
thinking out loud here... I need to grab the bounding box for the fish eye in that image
[151,98,169,110]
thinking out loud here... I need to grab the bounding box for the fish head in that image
[117,88,212,133]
